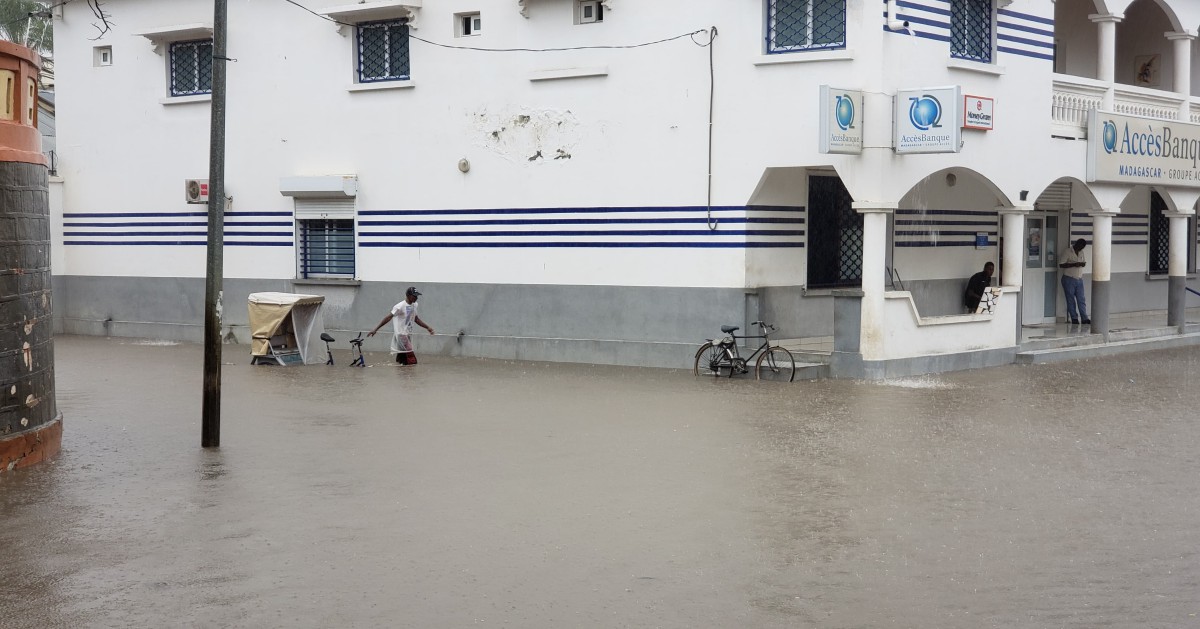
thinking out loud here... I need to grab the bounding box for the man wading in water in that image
[368,286,435,365]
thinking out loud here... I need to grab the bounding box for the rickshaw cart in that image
[248,292,327,365]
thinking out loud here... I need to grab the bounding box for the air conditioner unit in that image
[185,179,209,204]
[579,0,602,23]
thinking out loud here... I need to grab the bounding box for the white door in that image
[1021,214,1059,324]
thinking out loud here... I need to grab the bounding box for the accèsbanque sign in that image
[1087,110,1200,188]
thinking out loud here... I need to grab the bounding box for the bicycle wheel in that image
[755,346,795,382]
[693,342,729,377]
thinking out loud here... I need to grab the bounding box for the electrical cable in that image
[0,0,70,30]
[280,0,708,53]
[702,27,718,230]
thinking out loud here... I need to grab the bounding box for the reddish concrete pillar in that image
[0,40,58,472]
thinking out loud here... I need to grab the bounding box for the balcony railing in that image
[1051,74,1196,138]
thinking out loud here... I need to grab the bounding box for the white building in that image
[47,0,1200,376]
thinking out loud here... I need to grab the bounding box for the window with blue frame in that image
[299,219,355,279]
[766,0,845,53]
[951,0,993,62]
[169,39,213,96]
[357,19,410,83]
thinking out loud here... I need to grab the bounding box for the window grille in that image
[357,20,410,83]
[807,176,862,288]
[169,40,213,96]
[1149,192,1169,275]
[299,219,355,278]
[766,0,845,53]
[951,0,992,63]
[1149,192,1197,275]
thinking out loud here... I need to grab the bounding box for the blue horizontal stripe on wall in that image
[896,209,998,216]
[895,241,996,247]
[64,221,210,228]
[359,217,802,227]
[64,230,293,237]
[62,212,208,218]
[888,13,950,31]
[997,20,1054,38]
[63,206,804,249]
[998,47,1054,61]
[65,231,206,237]
[896,219,998,226]
[895,230,997,236]
[998,33,1054,50]
[363,230,804,238]
[998,8,1055,26]
[226,232,294,237]
[361,241,804,248]
[896,0,948,17]
[358,205,760,216]
[65,241,293,247]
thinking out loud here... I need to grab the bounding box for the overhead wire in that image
[280,0,708,53]
[281,0,720,230]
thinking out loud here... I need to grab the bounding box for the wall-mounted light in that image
[1019,190,1029,201]
[945,173,957,187]
[458,158,470,173]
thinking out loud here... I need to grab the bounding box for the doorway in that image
[1022,213,1059,324]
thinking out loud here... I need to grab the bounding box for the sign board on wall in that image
[819,86,864,154]
[894,86,962,154]
[1087,110,1200,188]
[963,95,994,130]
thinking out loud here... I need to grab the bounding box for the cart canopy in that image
[248,292,327,364]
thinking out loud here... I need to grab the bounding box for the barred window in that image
[357,20,411,83]
[299,219,356,279]
[951,0,993,63]
[766,0,845,53]
[169,39,213,96]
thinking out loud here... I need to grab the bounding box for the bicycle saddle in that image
[320,333,335,343]
[720,325,739,334]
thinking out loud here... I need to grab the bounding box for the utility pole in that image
[202,0,228,448]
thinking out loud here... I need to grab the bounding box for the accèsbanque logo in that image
[1102,120,1118,154]
[834,94,855,131]
[908,95,942,131]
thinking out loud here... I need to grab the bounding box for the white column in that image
[1090,210,1116,335]
[852,202,896,360]
[1168,31,1196,120]
[1168,213,1188,276]
[1090,13,1122,109]
[1165,211,1193,327]
[997,205,1031,289]
[1091,212,1114,283]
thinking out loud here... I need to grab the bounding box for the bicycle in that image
[693,321,796,382]
[348,332,366,367]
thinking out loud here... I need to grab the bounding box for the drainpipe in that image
[886,0,909,32]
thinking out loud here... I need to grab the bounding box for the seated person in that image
[963,261,995,313]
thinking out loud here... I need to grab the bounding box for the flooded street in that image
[3,336,1200,628]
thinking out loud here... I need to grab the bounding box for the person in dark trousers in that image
[964,261,995,313]
[368,286,435,365]
[1059,238,1090,325]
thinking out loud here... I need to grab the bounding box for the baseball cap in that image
[406,286,421,297]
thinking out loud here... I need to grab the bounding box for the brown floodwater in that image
[2,335,1199,628]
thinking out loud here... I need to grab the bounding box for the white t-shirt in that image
[391,300,418,335]
[1061,247,1086,279]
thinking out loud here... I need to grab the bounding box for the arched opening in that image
[1115,0,1181,91]
[891,168,1006,316]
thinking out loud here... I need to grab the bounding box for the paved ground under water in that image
[3,336,1200,628]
